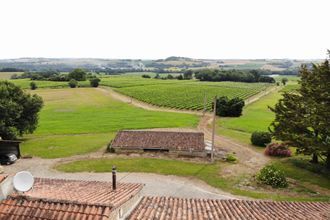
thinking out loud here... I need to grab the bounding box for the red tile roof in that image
[0,196,112,220]
[112,130,205,152]
[128,197,330,220]
[20,177,143,208]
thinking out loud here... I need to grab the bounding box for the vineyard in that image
[7,74,273,111]
[106,76,271,111]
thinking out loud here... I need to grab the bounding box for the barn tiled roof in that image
[112,130,205,151]
[128,196,330,220]
[0,196,112,220]
[18,177,143,208]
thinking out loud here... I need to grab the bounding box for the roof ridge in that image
[9,195,114,208]
[119,130,204,134]
[33,176,142,186]
[145,196,330,204]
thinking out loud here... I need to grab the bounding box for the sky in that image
[0,0,329,59]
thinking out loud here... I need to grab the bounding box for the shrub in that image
[89,78,101,87]
[225,154,237,163]
[30,82,37,90]
[214,96,245,117]
[265,142,291,157]
[251,131,271,147]
[257,164,288,188]
[142,74,151,78]
[68,79,78,88]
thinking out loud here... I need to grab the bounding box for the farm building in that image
[111,130,206,157]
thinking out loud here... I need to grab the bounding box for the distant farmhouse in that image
[111,130,206,157]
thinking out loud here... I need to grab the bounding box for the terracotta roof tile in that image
[128,197,330,220]
[0,196,112,220]
[112,130,205,151]
[16,177,143,208]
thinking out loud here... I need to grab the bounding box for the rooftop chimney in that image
[112,166,117,191]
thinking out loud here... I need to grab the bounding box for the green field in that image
[99,75,271,111]
[8,78,90,89]
[21,88,198,158]
[56,157,330,201]
[0,72,22,79]
[218,77,299,143]
[220,90,282,133]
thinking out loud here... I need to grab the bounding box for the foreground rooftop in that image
[128,196,330,220]
[0,196,112,220]
[18,177,143,208]
[0,177,144,220]
[0,176,329,219]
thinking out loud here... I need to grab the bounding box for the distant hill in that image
[0,57,321,73]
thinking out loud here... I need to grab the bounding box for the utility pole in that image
[211,96,217,163]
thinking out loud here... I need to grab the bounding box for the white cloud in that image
[0,0,329,59]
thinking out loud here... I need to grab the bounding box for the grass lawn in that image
[22,133,115,158]
[220,90,281,133]
[21,88,198,158]
[273,158,330,190]
[217,78,299,143]
[56,157,330,202]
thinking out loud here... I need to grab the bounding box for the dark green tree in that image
[89,77,101,87]
[269,55,330,168]
[281,77,288,85]
[167,74,174,79]
[68,68,87,81]
[68,79,78,88]
[0,81,43,139]
[177,74,183,80]
[183,70,193,80]
[214,96,245,117]
[30,81,37,90]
